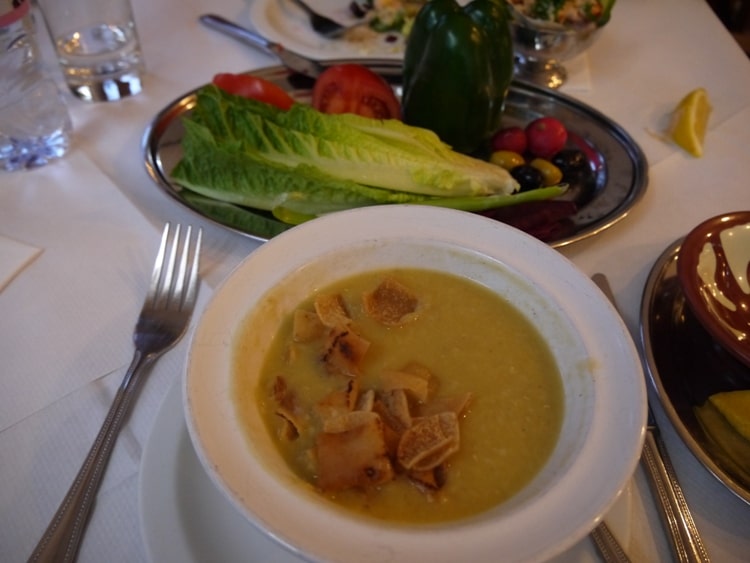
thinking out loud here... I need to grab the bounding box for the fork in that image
[29,223,202,563]
[288,0,356,38]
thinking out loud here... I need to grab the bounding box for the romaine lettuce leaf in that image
[177,85,520,198]
[173,118,434,216]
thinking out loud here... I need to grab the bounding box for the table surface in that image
[2,0,750,561]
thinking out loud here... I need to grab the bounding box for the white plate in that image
[139,375,304,563]
[250,0,406,60]
[139,374,634,563]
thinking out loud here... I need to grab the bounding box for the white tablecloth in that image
[2,0,749,561]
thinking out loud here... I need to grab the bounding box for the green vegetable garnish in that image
[181,191,292,238]
[597,0,616,26]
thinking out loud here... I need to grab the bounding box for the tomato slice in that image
[212,73,295,110]
[312,64,401,119]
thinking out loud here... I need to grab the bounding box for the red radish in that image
[525,117,568,159]
[491,126,527,154]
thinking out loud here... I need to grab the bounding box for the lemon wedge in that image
[668,88,712,157]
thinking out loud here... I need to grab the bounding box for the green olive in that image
[490,150,525,171]
[529,158,564,186]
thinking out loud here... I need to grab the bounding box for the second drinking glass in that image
[37,0,145,102]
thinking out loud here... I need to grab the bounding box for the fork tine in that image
[183,227,202,309]
[147,223,171,306]
[171,225,202,310]
[153,224,181,310]
[171,225,191,309]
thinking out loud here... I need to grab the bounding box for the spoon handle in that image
[591,273,710,563]
[590,521,632,563]
[641,423,711,563]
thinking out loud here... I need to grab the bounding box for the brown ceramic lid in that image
[677,211,750,368]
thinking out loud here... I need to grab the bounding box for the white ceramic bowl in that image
[185,205,646,563]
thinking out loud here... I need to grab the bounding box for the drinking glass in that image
[1,0,71,171]
[37,0,145,102]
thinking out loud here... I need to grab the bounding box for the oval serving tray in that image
[640,237,750,505]
[142,66,648,248]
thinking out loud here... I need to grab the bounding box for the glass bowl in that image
[508,5,605,89]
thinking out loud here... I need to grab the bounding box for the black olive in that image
[551,149,589,176]
[511,164,544,192]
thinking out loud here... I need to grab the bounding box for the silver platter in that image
[143,66,648,248]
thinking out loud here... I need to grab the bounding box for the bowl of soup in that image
[185,204,646,562]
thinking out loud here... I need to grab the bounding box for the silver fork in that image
[289,0,351,38]
[29,223,203,563]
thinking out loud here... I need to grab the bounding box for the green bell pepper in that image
[401,0,514,155]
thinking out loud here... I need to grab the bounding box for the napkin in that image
[0,150,164,432]
[0,338,194,562]
[0,234,42,292]
[0,148,215,561]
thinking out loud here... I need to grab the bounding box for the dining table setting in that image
[2,0,750,561]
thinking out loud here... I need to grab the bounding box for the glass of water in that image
[37,0,145,102]
[1,1,72,171]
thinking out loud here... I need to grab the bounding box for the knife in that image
[592,273,711,563]
[199,14,402,79]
